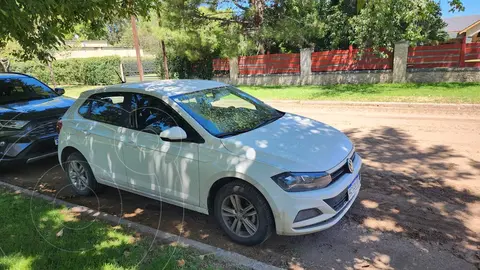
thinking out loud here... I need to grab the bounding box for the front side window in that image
[0,77,57,105]
[131,94,178,135]
[130,93,203,142]
[79,93,129,127]
[172,86,284,138]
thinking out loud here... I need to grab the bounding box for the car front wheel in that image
[214,180,274,245]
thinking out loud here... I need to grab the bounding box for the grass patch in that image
[239,82,480,103]
[61,82,480,103]
[0,189,229,270]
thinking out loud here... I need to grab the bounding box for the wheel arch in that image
[207,177,276,229]
[60,146,85,169]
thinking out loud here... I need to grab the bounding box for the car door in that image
[76,92,131,189]
[123,93,202,206]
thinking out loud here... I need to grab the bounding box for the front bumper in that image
[275,153,362,236]
[0,134,58,164]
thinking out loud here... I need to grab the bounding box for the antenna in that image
[115,69,126,84]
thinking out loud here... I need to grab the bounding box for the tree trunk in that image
[131,15,144,81]
[0,59,10,72]
[161,40,169,79]
[48,62,57,88]
[249,0,265,29]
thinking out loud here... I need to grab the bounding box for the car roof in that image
[0,73,30,79]
[84,79,229,97]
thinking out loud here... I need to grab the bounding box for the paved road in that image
[1,102,479,269]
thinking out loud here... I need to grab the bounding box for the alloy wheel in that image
[68,161,88,191]
[221,194,259,237]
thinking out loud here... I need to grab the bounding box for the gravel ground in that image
[1,102,478,269]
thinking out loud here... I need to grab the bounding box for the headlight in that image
[271,172,332,192]
[0,120,30,129]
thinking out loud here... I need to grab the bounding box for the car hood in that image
[0,96,75,120]
[221,113,353,172]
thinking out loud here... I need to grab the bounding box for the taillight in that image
[56,120,63,133]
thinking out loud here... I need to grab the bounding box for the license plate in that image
[54,137,59,146]
[348,175,361,200]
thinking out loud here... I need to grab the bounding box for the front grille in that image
[329,152,356,184]
[324,188,348,211]
[28,120,57,137]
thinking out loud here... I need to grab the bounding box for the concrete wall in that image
[216,70,392,85]
[55,47,154,59]
[407,68,480,83]
[215,68,480,86]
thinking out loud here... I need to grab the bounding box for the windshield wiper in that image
[217,112,284,138]
[217,128,252,138]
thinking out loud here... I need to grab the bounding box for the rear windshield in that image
[0,77,57,105]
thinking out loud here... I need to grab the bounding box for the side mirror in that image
[159,126,187,141]
[54,88,65,96]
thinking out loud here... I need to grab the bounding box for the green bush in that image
[156,54,214,80]
[10,60,50,83]
[10,56,122,85]
[82,57,122,85]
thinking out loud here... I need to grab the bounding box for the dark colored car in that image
[0,73,74,164]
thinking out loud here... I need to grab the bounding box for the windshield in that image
[0,77,57,105]
[172,86,284,138]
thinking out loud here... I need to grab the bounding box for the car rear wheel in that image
[214,180,274,245]
[66,152,102,196]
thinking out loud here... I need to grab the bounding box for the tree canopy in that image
[0,0,157,61]
[0,0,466,61]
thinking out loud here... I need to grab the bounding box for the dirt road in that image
[1,102,479,269]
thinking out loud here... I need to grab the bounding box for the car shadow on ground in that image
[0,126,478,269]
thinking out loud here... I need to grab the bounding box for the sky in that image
[440,0,480,18]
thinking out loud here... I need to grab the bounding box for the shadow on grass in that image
[0,191,222,270]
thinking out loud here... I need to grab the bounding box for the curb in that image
[262,100,480,107]
[0,180,283,270]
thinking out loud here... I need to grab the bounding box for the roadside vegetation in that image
[0,189,228,270]
[63,82,480,104]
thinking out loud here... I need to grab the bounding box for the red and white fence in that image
[238,53,300,75]
[213,42,480,75]
[465,43,480,68]
[213,58,230,71]
[311,46,392,72]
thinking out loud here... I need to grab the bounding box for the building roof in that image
[85,80,229,97]
[444,15,480,33]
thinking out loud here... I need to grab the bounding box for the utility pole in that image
[131,15,144,81]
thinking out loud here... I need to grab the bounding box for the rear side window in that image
[78,93,130,127]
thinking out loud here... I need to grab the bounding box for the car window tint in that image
[0,77,57,105]
[132,94,178,135]
[82,93,129,127]
[78,100,90,117]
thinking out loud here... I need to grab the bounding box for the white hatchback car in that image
[58,80,361,245]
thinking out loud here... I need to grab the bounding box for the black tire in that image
[65,152,103,196]
[214,180,274,246]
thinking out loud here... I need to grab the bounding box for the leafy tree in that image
[0,0,157,61]
[0,41,22,72]
[153,0,464,55]
[350,0,449,51]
